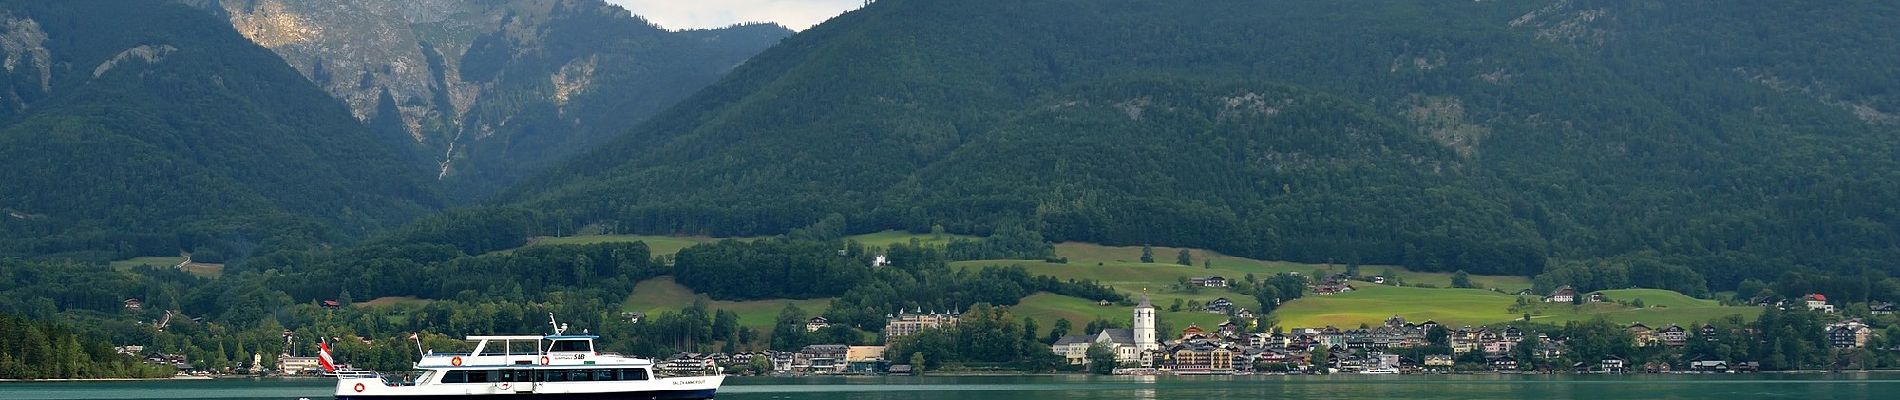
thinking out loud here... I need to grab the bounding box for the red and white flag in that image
[317,340,337,373]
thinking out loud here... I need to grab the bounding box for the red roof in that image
[1806,294,1827,301]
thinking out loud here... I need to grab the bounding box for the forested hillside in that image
[0,0,441,260]
[509,0,1900,292]
[184,0,793,197]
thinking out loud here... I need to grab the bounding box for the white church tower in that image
[1132,291,1157,353]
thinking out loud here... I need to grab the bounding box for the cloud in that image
[605,0,864,31]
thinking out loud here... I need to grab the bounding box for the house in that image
[1313,284,1354,295]
[1514,289,1536,296]
[1189,276,1230,288]
[1804,294,1834,313]
[1658,324,1688,347]
[122,298,143,310]
[1689,355,1728,372]
[1371,276,1387,284]
[1627,323,1657,346]
[1827,320,1873,348]
[1599,356,1627,374]
[806,316,831,333]
[1489,356,1518,371]
[1698,324,1719,341]
[1217,320,1240,336]
[798,345,850,374]
[1872,302,1897,315]
[884,310,960,341]
[620,312,646,324]
[1235,308,1256,319]
[1180,324,1208,340]
[1423,354,1455,368]
[1206,298,1235,313]
[1167,341,1234,373]
[1587,292,1606,303]
[320,300,341,310]
[1545,286,1577,303]
[888,364,914,375]
[871,255,889,267]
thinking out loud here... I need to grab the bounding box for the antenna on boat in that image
[549,313,568,335]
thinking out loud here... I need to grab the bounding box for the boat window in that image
[619,368,649,381]
[444,370,493,383]
[549,340,592,352]
[499,369,530,382]
[567,370,590,382]
[593,370,615,381]
[541,369,567,382]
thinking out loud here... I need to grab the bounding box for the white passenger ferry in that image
[334,317,722,399]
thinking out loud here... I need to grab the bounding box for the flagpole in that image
[412,332,425,357]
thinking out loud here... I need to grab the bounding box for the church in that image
[1050,293,1161,365]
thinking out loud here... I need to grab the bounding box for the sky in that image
[606,0,864,31]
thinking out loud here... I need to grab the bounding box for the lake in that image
[6,374,1900,400]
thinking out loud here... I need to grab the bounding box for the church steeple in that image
[1132,289,1157,354]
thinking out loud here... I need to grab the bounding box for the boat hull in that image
[335,389,715,400]
[336,375,722,400]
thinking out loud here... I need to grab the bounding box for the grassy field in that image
[111,256,186,270]
[356,296,434,308]
[110,256,223,278]
[520,235,729,256]
[957,242,1532,292]
[1009,293,1239,337]
[957,242,1753,330]
[623,277,832,331]
[843,230,979,248]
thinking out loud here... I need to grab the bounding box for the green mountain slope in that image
[0,0,441,259]
[510,0,1900,286]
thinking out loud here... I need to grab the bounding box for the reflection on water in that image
[4,373,1900,400]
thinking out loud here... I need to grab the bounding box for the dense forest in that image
[502,0,1900,294]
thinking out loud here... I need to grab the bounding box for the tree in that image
[1086,342,1117,374]
[1310,345,1330,372]
[1345,263,1361,278]
[1254,284,1281,314]
[1170,298,1185,312]
[769,303,808,351]
[1046,319,1072,344]
[909,352,927,375]
[1451,270,1475,288]
[1631,298,1646,308]
[1177,249,1192,266]
[1140,245,1155,263]
[1514,334,1541,370]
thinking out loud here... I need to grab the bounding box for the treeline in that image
[673,238,873,300]
[0,314,176,379]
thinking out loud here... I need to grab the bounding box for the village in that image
[99,274,1891,378]
[637,275,1889,377]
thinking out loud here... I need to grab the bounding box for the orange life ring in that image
[451,356,464,366]
[353,383,366,392]
[541,356,551,365]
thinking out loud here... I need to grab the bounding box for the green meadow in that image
[623,277,832,331]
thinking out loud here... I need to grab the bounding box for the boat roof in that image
[466,335,547,341]
[464,334,601,341]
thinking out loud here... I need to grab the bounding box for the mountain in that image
[182,0,793,197]
[509,0,1900,287]
[0,0,441,259]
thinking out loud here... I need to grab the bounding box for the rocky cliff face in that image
[183,0,791,196]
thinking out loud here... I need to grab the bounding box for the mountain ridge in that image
[506,0,1900,286]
